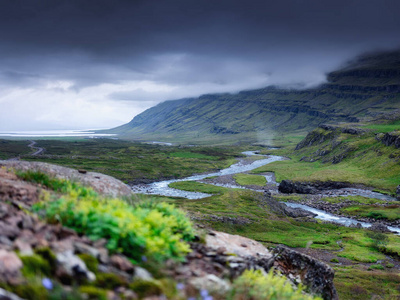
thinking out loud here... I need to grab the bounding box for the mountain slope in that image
[109,50,400,144]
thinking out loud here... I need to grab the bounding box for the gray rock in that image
[0,250,23,285]
[273,246,338,300]
[74,241,100,258]
[110,254,134,273]
[284,206,317,218]
[56,250,96,282]
[396,185,400,200]
[206,231,272,259]
[349,222,363,229]
[14,239,33,256]
[0,288,24,300]
[368,222,392,233]
[189,274,231,295]
[133,266,153,281]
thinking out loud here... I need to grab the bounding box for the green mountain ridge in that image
[108,50,400,145]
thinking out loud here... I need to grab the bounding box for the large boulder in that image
[278,180,316,194]
[284,206,317,218]
[273,246,338,300]
[278,180,352,194]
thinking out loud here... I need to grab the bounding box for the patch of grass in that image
[169,181,232,194]
[334,265,400,300]
[16,170,97,198]
[368,264,385,270]
[169,151,215,159]
[169,182,396,262]
[233,174,267,186]
[13,139,243,184]
[0,139,31,159]
[363,120,400,133]
[341,205,400,221]
[252,131,400,193]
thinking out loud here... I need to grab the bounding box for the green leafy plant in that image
[230,269,322,300]
[33,182,195,262]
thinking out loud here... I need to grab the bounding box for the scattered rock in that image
[133,266,153,281]
[0,288,24,300]
[368,223,392,233]
[74,241,100,258]
[349,222,363,229]
[110,254,134,273]
[14,239,33,256]
[56,250,96,282]
[0,250,23,285]
[189,274,231,295]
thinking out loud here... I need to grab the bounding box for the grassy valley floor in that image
[2,137,400,298]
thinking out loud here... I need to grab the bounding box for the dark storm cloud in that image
[0,0,400,91]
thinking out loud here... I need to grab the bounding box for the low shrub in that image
[230,269,322,300]
[33,182,195,262]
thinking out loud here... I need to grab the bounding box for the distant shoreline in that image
[0,129,117,138]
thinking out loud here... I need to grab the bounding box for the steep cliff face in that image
[107,49,400,144]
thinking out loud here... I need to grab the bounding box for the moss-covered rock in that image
[129,279,163,298]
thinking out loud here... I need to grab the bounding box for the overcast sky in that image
[1,0,400,130]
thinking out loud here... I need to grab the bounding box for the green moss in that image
[34,247,57,271]
[129,279,163,298]
[20,254,51,277]
[79,286,108,300]
[48,285,84,300]
[386,262,394,268]
[330,258,339,263]
[368,264,385,270]
[341,205,400,221]
[77,254,98,273]
[13,282,48,300]
[94,273,128,289]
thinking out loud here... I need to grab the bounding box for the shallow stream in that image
[131,151,400,232]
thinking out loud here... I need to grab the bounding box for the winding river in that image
[131,151,400,233]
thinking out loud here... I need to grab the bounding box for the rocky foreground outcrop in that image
[0,160,133,197]
[0,164,338,299]
[274,246,338,300]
